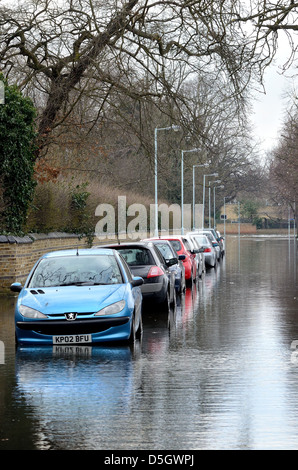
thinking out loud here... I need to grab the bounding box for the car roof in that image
[41,248,117,258]
[95,241,151,249]
[143,238,172,244]
[192,233,209,239]
[145,235,186,241]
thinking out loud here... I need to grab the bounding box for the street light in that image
[202,173,218,229]
[223,196,227,239]
[154,124,180,236]
[181,148,200,234]
[192,163,209,230]
[213,184,224,229]
[209,180,221,228]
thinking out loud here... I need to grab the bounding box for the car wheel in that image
[178,273,184,295]
[162,289,171,312]
[182,274,186,293]
[128,314,137,344]
[171,288,176,307]
[136,315,143,339]
[187,270,193,287]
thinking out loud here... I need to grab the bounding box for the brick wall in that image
[0,225,257,292]
[0,233,90,292]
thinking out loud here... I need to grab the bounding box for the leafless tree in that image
[1,0,297,158]
[268,91,298,217]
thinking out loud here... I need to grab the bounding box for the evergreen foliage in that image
[0,75,37,233]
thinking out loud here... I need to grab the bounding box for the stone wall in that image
[0,233,90,292]
[0,225,257,292]
[216,223,257,234]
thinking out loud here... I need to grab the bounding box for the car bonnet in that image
[17,284,127,315]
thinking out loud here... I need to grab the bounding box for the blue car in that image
[10,248,143,346]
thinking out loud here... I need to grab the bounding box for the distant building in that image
[220,203,288,225]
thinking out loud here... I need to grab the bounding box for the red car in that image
[145,236,197,284]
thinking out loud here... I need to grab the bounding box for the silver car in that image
[189,233,217,268]
[199,230,221,261]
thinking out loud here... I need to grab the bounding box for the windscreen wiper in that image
[59,281,108,286]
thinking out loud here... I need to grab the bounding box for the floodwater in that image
[0,236,298,450]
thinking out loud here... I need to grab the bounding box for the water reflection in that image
[15,345,139,450]
[1,237,298,449]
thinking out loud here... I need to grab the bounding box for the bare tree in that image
[269,92,298,216]
[1,0,296,158]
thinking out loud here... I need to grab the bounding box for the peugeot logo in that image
[65,312,77,321]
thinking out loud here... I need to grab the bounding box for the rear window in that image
[204,233,214,243]
[194,236,209,245]
[117,247,155,266]
[169,240,182,252]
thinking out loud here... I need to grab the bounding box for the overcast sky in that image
[250,36,297,160]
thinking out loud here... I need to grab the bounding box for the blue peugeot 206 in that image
[10,248,143,346]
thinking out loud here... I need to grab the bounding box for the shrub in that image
[0,75,37,233]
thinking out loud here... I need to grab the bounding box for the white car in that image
[186,232,217,268]
[184,233,205,277]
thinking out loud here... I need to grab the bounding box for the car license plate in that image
[53,334,92,345]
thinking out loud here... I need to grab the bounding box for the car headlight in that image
[19,305,47,319]
[95,300,126,316]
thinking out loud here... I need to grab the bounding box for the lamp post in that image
[208,179,221,228]
[213,184,224,229]
[181,148,199,234]
[154,124,180,236]
[192,163,209,230]
[223,196,227,239]
[202,173,218,229]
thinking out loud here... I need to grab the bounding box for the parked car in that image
[11,248,143,346]
[199,230,221,260]
[216,230,225,255]
[188,233,217,268]
[143,238,186,295]
[184,233,205,278]
[147,235,197,285]
[97,242,176,309]
[202,228,225,257]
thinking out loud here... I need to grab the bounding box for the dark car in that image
[143,238,186,295]
[96,242,176,310]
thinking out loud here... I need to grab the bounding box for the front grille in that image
[17,317,130,335]
[47,312,94,318]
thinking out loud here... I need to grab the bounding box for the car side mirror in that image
[131,276,144,287]
[166,258,178,267]
[10,282,22,292]
[178,254,186,261]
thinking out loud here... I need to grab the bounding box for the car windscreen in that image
[28,255,123,287]
[155,243,175,260]
[168,240,182,252]
[117,247,155,266]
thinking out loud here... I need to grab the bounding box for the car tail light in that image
[147,266,164,278]
[204,248,212,252]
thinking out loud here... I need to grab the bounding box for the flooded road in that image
[0,236,298,450]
